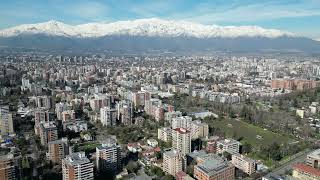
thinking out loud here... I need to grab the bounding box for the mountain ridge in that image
[0,18,295,39]
[0,18,319,54]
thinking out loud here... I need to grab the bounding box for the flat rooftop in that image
[196,156,231,176]
[217,138,240,145]
[65,152,91,166]
[308,149,320,159]
[163,149,180,158]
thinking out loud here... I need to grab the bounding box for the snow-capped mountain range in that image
[0,18,295,39]
[0,18,319,54]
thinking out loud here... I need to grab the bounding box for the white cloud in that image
[171,1,320,24]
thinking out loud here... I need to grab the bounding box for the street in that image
[270,149,313,175]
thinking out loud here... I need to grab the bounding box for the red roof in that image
[127,143,140,148]
[142,149,155,155]
[175,171,187,178]
[293,163,320,177]
[153,147,161,152]
[174,128,190,134]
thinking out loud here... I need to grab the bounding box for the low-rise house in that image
[306,149,320,169]
[147,139,158,147]
[231,153,256,175]
[292,163,320,180]
[217,138,241,154]
[127,143,142,153]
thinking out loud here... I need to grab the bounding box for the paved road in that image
[271,149,313,175]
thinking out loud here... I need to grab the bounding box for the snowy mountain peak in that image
[0,18,295,38]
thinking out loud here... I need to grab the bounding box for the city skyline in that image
[0,0,320,40]
[1,1,320,180]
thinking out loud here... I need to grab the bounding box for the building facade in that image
[117,100,133,126]
[292,163,320,180]
[158,127,172,142]
[96,139,121,173]
[217,139,240,155]
[194,156,235,180]
[306,149,320,169]
[39,122,58,146]
[163,149,184,176]
[0,153,20,180]
[231,154,256,175]
[62,152,94,180]
[100,106,117,126]
[47,138,70,164]
[172,128,191,156]
[0,106,14,136]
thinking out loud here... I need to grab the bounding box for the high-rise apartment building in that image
[172,128,191,156]
[96,139,121,172]
[34,109,50,125]
[35,96,52,109]
[117,100,133,126]
[163,149,184,176]
[158,127,172,142]
[47,138,70,164]
[171,116,192,130]
[61,110,76,122]
[0,106,14,136]
[0,153,20,180]
[55,102,68,120]
[100,107,117,126]
[164,111,182,124]
[62,152,94,180]
[171,116,208,140]
[132,91,146,109]
[39,122,58,146]
[190,120,209,140]
[89,94,114,112]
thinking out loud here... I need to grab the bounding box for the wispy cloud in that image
[68,1,110,18]
[62,1,110,22]
[175,0,320,24]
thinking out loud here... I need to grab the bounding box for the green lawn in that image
[210,118,294,147]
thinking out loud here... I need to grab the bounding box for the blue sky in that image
[0,0,319,39]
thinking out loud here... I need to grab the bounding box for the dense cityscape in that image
[0,54,319,179]
[1,0,320,180]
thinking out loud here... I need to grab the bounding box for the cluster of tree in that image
[260,142,283,161]
[158,140,172,149]
[105,125,147,144]
[239,104,297,135]
[241,142,253,154]
[259,141,309,161]
[14,137,29,155]
[276,88,320,109]
[145,166,174,180]
[94,117,163,144]
[126,160,140,174]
